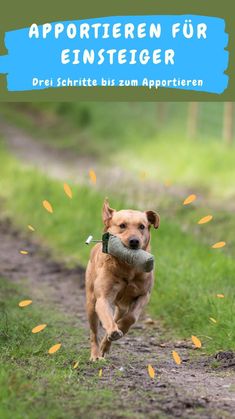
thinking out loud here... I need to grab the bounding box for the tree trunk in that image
[187,102,199,140]
[223,102,234,146]
[157,102,168,129]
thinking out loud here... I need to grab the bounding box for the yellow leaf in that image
[183,194,197,205]
[191,335,202,349]
[98,369,103,377]
[20,250,28,255]
[19,300,32,308]
[198,215,213,225]
[73,361,79,369]
[212,241,226,249]
[63,183,73,199]
[216,294,225,299]
[164,179,172,188]
[172,350,181,365]
[209,317,217,324]
[140,171,147,180]
[42,200,53,213]
[28,224,35,232]
[148,364,155,379]
[32,324,47,334]
[48,343,62,355]
[89,169,97,185]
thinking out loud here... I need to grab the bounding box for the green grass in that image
[150,222,235,351]
[115,130,235,200]
[0,143,234,354]
[0,278,115,419]
[0,144,105,264]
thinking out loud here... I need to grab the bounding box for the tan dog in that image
[85,199,160,361]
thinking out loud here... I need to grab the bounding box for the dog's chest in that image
[117,276,146,299]
[123,280,139,296]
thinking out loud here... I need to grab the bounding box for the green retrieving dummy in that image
[102,232,154,273]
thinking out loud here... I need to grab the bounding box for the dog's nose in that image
[129,238,140,249]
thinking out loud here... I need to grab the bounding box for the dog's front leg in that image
[95,278,123,342]
[95,296,123,342]
[100,306,127,357]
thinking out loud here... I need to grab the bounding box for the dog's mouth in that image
[121,240,141,251]
[129,243,140,250]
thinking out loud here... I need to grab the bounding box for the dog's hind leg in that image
[87,300,102,361]
[117,294,149,335]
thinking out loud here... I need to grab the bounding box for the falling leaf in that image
[191,335,202,349]
[48,343,62,354]
[89,169,97,185]
[28,224,35,232]
[172,350,182,365]
[198,215,213,225]
[20,250,28,255]
[209,317,217,324]
[73,361,79,369]
[98,369,103,377]
[140,171,147,180]
[212,241,226,249]
[148,364,155,379]
[144,318,156,326]
[183,194,197,205]
[32,324,47,334]
[216,294,225,299]
[42,200,53,213]
[19,300,32,308]
[63,183,73,199]
[164,180,172,188]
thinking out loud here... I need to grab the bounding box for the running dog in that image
[85,199,160,361]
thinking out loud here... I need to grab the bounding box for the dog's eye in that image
[139,224,145,230]
[119,223,126,229]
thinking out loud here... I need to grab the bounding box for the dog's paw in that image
[107,329,123,342]
[89,355,105,362]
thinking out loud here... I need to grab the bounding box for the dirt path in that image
[1,218,235,419]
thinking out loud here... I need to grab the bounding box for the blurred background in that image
[0,102,234,200]
[0,101,234,352]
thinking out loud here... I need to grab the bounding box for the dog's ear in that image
[145,211,160,229]
[102,198,115,228]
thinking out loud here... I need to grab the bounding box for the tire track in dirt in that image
[1,219,235,419]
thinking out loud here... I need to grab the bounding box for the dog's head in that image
[102,199,160,250]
